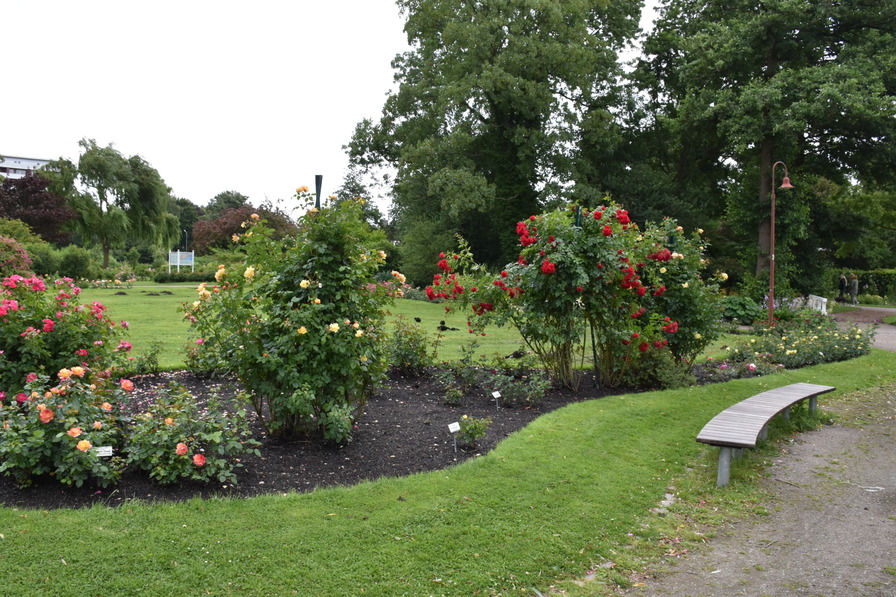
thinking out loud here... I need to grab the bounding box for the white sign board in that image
[448,422,461,434]
[167,251,195,273]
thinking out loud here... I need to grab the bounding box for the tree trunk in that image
[102,244,110,270]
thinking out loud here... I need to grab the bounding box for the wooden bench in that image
[696,382,836,486]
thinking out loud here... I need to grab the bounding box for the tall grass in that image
[2,351,895,595]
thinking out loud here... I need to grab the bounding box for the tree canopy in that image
[636,0,896,291]
[0,173,77,244]
[349,0,642,283]
[44,139,179,268]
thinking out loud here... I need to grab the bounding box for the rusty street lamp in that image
[768,161,794,324]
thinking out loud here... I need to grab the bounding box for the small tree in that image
[185,193,396,441]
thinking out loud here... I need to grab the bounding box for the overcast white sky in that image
[3,1,658,213]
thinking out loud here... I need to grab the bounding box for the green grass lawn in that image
[80,284,197,369]
[2,351,895,595]
[80,286,528,370]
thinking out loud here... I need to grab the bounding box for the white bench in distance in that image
[696,382,836,486]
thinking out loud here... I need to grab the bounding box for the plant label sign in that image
[94,446,113,458]
[492,391,501,410]
[448,422,461,434]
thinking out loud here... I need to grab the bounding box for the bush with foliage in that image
[457,414,491,449]
[0,275,129,394]
[387,315,433,377]
[720,295,764,325]
[426,203,724,389]
[728,310,873,368]
[0,369,130,488]
[57,245,102,280]
[192,204,298,255]
[126,384,260,485]
[0,235,32,277]
[185,193,397,442]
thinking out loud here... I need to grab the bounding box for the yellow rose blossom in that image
[244,266,256,280]
[199,290,212,300]
[682,282,689,288]
[309,207,319,214]
[71,366,85,377]
[76,440,92,452]
[328,323,340,333]
[58,368,72,379]
[720,272,729,281]
[698,228,704,234]
[360,355,368,362]
[250,213,260,220]
[215,268,226,282]
[296,185,309,194]
[659,267,667,274]
[232,234,241,243]
[314,298,321,304]
[300,279,311,289]
[355,330,364,337]
[352,322,360,329]
[297,326,307,335]
[391,270,407,284]
[378,250,387,259]
[198,282,207,292]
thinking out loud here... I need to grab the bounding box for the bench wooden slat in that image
[696,383,835,485]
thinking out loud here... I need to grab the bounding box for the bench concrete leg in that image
[759,424,768,441]
[783,406,791,421]
[809,396,817,414]
[717,447,732,487]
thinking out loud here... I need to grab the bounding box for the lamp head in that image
[779,176,794,190]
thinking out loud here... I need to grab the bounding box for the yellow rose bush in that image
[184,192,397,442]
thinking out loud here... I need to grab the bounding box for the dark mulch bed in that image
[0,370,624,510]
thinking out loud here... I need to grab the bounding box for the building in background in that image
[0,155,50,179]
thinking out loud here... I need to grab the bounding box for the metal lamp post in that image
[768,161,794,324]
[315,174,323,209]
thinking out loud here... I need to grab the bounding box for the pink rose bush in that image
[0,275,129,394]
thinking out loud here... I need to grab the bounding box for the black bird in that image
[437,320,459,331]
[414,317,421,323]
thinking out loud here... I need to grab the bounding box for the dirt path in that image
[623,308,896,596]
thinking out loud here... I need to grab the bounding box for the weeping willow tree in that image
[45,138,179,268]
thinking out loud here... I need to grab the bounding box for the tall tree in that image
[349,0,642,283]
[201,191,249,221]
[44,139,179,268]
[638,0,896,292]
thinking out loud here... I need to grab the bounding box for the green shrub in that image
[126,384,260,485]
[457,414,491,449]
[387,315,433,377]
[622,349,696,390]
[720,295,763,325]
[57,245,100,280]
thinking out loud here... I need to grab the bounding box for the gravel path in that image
[623,307,896,596]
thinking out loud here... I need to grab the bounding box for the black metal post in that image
[315,174,323,209]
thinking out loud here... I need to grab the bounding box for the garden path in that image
[619,307,896,596]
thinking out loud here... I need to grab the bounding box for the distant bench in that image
[696,383,836,486]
